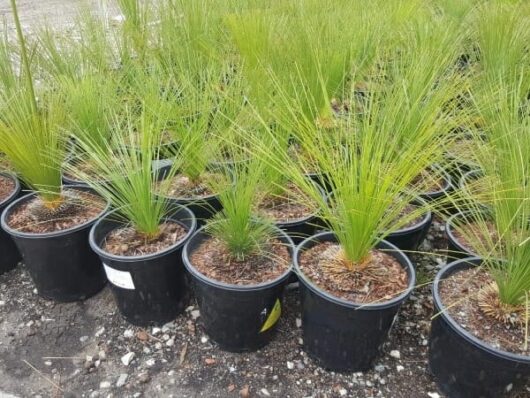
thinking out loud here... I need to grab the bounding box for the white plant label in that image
[103,264,135,290]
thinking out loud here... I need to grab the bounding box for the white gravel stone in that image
[116,373,128,388]
[396,365,405,372]
[123,329,134,338]
[260,388,270,397]
[200,336,208,343]
[427,393,441,398]
[121,352,135,366]
[152,327,161,335]
[79,336,89,343]
[191,310,201,320]
[339,389,347,396]
[389,350,401,359]
[94,327,105,337]
[99,381,111,389]
[295,318,302,328]
[146,358,156,367]
[166,338,175,347]
[286,361,294,370]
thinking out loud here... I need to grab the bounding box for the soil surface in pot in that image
[157,172,223,199]
[6,189,106,233]
[257,183,316,223]
[63,157,107,182]
[394,203,427,230]
[103,222,187,256]
[451,220,498,254]
[439,267,528,356]
[410,169,446,193]
[0,174,16,202]
[190,237,290,285]
[299,242,408,303]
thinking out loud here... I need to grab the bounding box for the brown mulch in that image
[63,157,104,182]
[0,174,16,203]
[157,173,221,199]
[439,267,528,356]
[257,184,316,223]
[451,220,498,254]
[299,242,409,304]
[411,169,446,193]
[190,237,291,285]
[103,221,187,256]
[395,203,428,230]
[6,189,106,233]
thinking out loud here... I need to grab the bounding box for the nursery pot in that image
[294,231,416,371]
[429,257,530,398]
[0,172,21,275]
[419,166,453,203]
[386,203,433,253]
[89,206,196,326]
[274,182,327,246]
[182,227,294,352]
[445,212,479,261]
[157,164,223,227]
[0,186,109,301]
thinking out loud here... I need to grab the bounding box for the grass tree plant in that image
[449,77,530,339]
[0,0,71,219]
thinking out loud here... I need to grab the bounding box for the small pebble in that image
[145,358,156,367]
[121,352,135,366]
[99,381,111,389]
[79,336,89,343]
[390,350,401,359]
[123,329,134,338]
[287,361,294,370]
[116,373,128,388]
[260,388,270,397]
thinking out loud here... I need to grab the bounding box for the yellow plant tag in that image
[260,299,282,333]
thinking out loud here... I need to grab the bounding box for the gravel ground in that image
[0,2,529,397]
[3,217,523,398]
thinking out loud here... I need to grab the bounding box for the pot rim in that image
[89,206,197,262]
[294,231,416,310]
[0,172,21,207]
[182,225,294,292]
[446,212,480,258]
[433,257,530,364]
[458,168,483,190]
[421,164,453,197]
[389,198,432,235]
[270,181,327,227]
[1,185,110,239]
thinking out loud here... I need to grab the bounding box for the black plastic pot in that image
[157,164,223,227]
[90,206,196,326]
[1,186,109,301]
[182,226,294,352]
[0,172,21,275]
[386,205,433,253]
[429,257,530,397]
[273,183,327,246]
[445,212,479,261]
[420,166,453,203]
[458,169,482,192]
[294,231,415,371]
[458,169,490,212]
